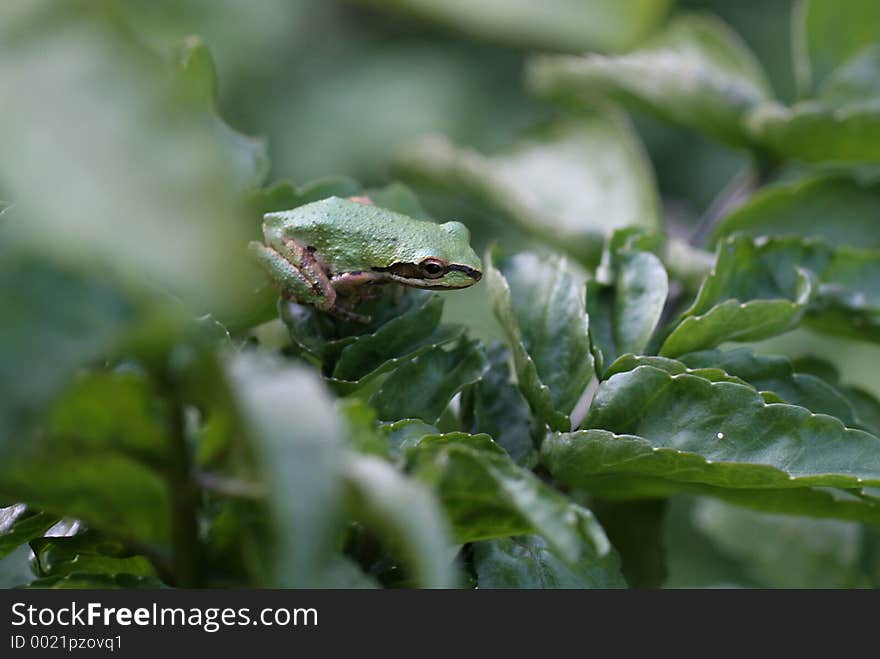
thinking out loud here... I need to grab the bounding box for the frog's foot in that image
[327,304,372,324]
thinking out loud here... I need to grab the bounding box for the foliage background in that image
[2,0,880,588]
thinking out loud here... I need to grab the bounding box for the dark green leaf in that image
[360,0,671,53]
[678,348,861,428]
[488,251,593,431]
[410,436,610,562]
[0,507,57,559]
[546,365,880,491]
[30,532,158,579]
[370,338,488,423]
[473,534,625,589]
[660,237,814,356]
[460,343,535,466]
[26,573,167,589]
[528,14,772,147]
[713,175,880,248]
[590,499,667,588]
[394,114,660,266]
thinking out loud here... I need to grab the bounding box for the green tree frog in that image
[250,196,482,322]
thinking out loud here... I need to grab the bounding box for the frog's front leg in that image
[249,233,370,322]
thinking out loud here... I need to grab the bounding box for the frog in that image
[249,196,483,322]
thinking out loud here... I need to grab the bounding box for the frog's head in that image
[376,221,483,290]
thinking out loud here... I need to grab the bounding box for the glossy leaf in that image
[360,0,671,53]
[0,507,57,559]
[460,343,535,466]
[410,435,610,563]
[661,237,814,357]
[26,573,166,589]
[473,535,625,589]
[488,251,593,431]
[546,365,880,490]
[528,14,772,147]
[394,114,660,266]
[370,338,488,423]
[30,532,158,579]
[588,238,668,372]
[678,348,861,428]
[713,175,880,248]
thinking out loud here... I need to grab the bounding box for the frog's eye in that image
[420,258,446,279]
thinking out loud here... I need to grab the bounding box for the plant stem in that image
[168,394,200,588]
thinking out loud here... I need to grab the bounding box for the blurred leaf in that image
[370,338,488,423]
[590,499,667,588]
[364,182,432,219]
[794,0,880,94]
[678,348,861,428]
[460,343,535,466]
[48,371,171,465]
[0,7,258,317]
[338,399,388,457]
[30,532,158,579]
[488,251,593,432]
[528,14,772,147]
[394,114,660,266]
[473,534,625,589]
[747,100,880,164]
[411,435,610,563]
[660,248,812,357]
[0,507,57,559]
[342,455,455,588]
[588,236,668,372]
[713,175,880,248]
[27,573,167,589]
[692,499,871,587]
[0,256,137,449]
[226,352,346,587]
[359,0,671,53]
[247,176,362,218]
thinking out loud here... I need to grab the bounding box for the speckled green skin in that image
[250,197,482,320]
[263,197,482,287]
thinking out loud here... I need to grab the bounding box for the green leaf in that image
[26,573,167,589]
[692,499,872,588]
[394,114,660,266]
[0,13,258,317]
[488,251,593,432]
[0,257,137,449]
[527,14,772,147]
[660,237,814,357]
[747,100,880,164]
[545,365,880,492]
[226,352,346,587]
[473,535,625,589]
[605,354,751,387]
[0,507,57,559]
[588,236,669,372]
[410,436,610,563]
[364,181,432,219]
[794,0,880,94]
[30,532,158,579]
[370,338,488,423]
[341,455,455,588]
[590,499,667,588]
[713,175,880,248]
[678,348,861,428]
[359,0,671,53]
[172,37,268,189]
[329,294,461,390]
[460,343,535,467]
